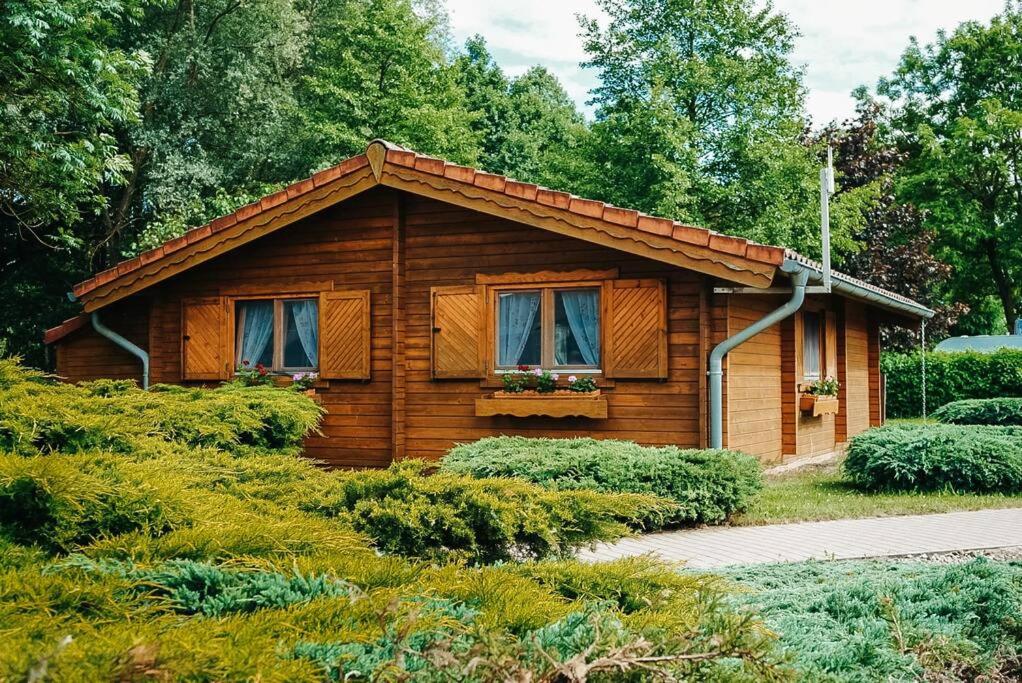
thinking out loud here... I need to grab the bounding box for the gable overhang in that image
[68,141,788,314]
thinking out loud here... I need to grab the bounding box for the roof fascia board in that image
[79,165,377,312]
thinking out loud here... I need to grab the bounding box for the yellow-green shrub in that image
[0,359,791,681]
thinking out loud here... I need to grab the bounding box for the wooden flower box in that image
[800,394,838,417]
[475,390,608,419]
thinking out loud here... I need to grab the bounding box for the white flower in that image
[568,375,577,383]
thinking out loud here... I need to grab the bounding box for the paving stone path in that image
[578,507,1022,568]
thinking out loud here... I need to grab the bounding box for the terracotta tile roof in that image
[69,141,792,302]
[42,314,89,345]
[56,139,929,333]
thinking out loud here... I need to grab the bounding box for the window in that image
[495,286,600,370]
[802,311,822,380]
[235,298,318,371]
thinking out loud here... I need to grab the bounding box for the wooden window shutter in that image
[605,279,668,379]
[182,296,229,380]
[319,290,371,380]
[431,285,484,379]
[825,310,838,379]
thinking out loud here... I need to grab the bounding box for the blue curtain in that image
[290,300,319,367]
[498,291,540,366]
[558,290,600,366]
[238,301,273,366]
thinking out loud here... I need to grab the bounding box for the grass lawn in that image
[733,463,1022,526]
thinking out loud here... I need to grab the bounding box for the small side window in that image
[802,311,822,380]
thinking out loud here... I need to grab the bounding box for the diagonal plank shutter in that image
[604,279,668,379]
[319,290,371,380]
[431,285,484,379]
[182,296,229,380]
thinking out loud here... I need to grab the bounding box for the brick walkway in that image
[578,508,1022,568]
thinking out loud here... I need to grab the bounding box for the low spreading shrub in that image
[932,398,1022,426]
[724,559,1022,681]
[0,360,790,681]
[882,349,1022,418]
[442,436,762,525]
[843,424,1022,492]
[66,557,351,616]
[0,358,322,456]
[307,460,674,564]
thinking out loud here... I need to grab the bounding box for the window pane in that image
[283,299,319,369]
[497,291,541,366]
[235,300,273,368]
[803,312,821,379]
[554,289,600,367]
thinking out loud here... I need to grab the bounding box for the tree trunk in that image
[985,238,1018,332]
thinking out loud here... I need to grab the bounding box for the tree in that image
[453,37,589,191]
[879,2,1022,332]
[577,0,824,253]
[288,0,480,173]
[819,98,963,348]
[1,0,146,366]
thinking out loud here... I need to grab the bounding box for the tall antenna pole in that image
[820,146,834,292]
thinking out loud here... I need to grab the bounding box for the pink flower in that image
[568,375,577,383]
[533,368,544,376]
[551,373,559,381]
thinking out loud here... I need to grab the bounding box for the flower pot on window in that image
[800,394,838,417]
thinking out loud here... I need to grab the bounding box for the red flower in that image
[517,364,529,371]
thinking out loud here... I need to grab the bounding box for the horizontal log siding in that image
[725,295,784,463]
[54,300,148,384]
[402,194,704,460]
[148,188,396,468]
[843,301,871,438]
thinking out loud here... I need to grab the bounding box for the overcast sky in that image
[444,0,1007,128]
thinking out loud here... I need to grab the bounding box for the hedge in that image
[932,398,1022,426]
[882,349,1022,418]
[843,424,1022,493]
[441,436,763,526]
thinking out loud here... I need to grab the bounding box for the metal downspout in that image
[90,312,150,389]
[709,268,809,449]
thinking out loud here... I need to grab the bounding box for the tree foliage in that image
[818,99,961,348]
[576,0,824,252]
[879,2,1022,333]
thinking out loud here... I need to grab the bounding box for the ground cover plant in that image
[843,423,1022,493]
[882,349,1022,418]
[0,359,789,681]
[722,559,1022,681]
[442,436,762,526]
[933,398,1022,426]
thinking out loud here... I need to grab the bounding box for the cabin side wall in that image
[724,295,784,463]
[843,301,872,438]
[54,300,148,384]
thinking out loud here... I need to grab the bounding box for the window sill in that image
[475,391,608,419]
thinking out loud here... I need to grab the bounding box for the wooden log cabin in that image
[44,140,932,467]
